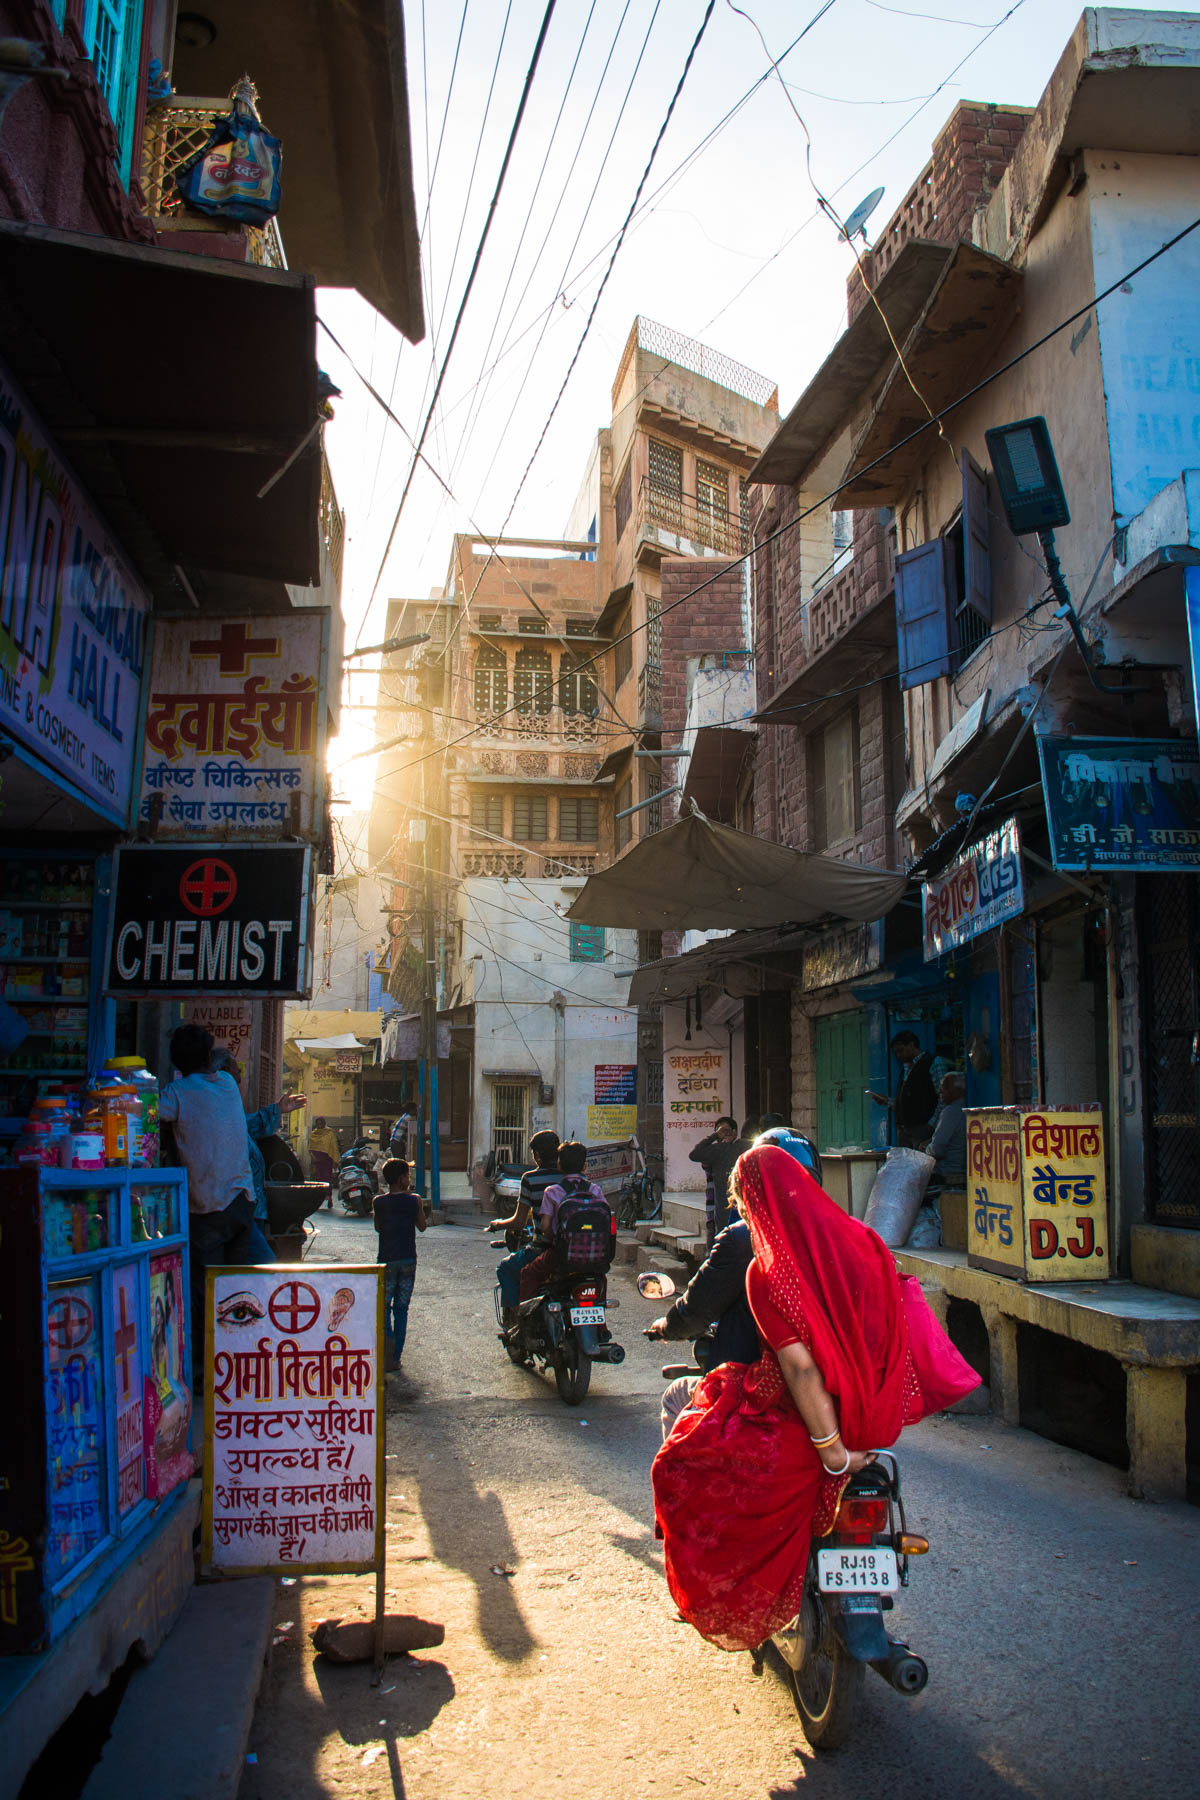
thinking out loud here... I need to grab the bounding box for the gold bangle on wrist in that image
[809,1428,840,1449]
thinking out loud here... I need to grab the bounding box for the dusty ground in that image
[238,1212,1200,1800]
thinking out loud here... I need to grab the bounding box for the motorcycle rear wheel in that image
[553,1341,592,1405]
[791,1588,863,1751]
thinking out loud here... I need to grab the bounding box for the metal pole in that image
[430,1061,441,1209]
[416,1057,426,1196]
[421,752,440,1207]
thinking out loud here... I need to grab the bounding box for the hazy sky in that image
[323,0,1095,793]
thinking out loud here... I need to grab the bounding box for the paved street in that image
[241,1212,1200,1800]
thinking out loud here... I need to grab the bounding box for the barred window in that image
[513,644,553,715]
[518,616,546,634]
[647,438,683,530]
[614,461,633,539]
[471,793,503,838]
[559,650,598,716]
[513,794,548,842]
[473,645,507,714]
[566,618,593,636]
[478,613,502,631]
[559,796,599,842]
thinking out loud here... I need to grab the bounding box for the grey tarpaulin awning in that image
[565,814,908,933]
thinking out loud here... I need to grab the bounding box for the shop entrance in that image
[815,1012,871,1149]
[885,996,965,1135]
[491,1081,530,1166]
[745,991,792,1124]
[1141,873,1200,1229]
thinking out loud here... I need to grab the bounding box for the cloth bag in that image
[176,85,282,225]
[899,1275,981,1411]
[862,1146,935,1245]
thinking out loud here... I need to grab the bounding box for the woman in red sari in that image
[651,1143,978,1652]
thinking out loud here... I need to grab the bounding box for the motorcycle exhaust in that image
[584,1342,626,1364]
[869,1640,928,1696]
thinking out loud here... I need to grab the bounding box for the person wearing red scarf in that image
[651,1143,978,1652]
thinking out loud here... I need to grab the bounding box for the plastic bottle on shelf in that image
[104,1057,159,1167]
[15,1119,57,1167]
[84,1079,128,1167]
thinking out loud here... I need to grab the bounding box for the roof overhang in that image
[756,591,897,721]
[171,0,424,342]
[836,242,1024,507]
[565,811,908,933]
[0,223,320,601]
[747,240,955,489]
[637,399,763,470]
[628,925,813,1006]
[595,581,633,638]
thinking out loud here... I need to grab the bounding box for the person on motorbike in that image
[516,1140,610,1303]
[645,1215,758,1437]
[489,1128,561,1326]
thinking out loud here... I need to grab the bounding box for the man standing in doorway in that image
[869,1031,940,1149]
[689,1116,750,1246]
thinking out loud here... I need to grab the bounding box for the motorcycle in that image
[645,1270,929,1752]
[492,1230,626,1406]
[338,1144,378,1217]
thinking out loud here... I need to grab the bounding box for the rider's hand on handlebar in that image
[643,1316,669,1340]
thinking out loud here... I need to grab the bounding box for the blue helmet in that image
[754,1126,822,1184]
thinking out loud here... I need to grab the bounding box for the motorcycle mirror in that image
[637,1272,676,1300]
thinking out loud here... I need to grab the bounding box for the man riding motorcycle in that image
[489,1129,561,1327]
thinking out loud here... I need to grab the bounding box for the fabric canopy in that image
[293,1034,370,1054]
[565,814,908,932]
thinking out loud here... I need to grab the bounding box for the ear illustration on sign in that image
[328,1287,356,1331]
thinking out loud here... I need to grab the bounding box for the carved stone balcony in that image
[474,706,601,743]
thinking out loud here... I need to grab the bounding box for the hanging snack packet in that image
[175,79,281,226]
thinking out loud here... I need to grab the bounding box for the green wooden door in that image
[815,1012,871,1150]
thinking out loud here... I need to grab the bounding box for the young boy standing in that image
[373,1159,427,1371]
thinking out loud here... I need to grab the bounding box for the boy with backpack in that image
[518,1140,613,1301]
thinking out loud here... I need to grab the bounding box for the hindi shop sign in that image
[0,358,150,825]
[203,1266,384,1574]
[106,844,310,997]
[922,816,1024,962]
[1038,736,1200,872]
[966,1106,1109,1282]
[138,613,329,840]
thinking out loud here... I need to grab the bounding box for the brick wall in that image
[659,558,748,821]
[847,101,1033,320]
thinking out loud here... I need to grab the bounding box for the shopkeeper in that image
[158,1022,276,1388]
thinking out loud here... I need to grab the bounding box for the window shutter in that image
[958,449,991,647]
[894,537,954,690]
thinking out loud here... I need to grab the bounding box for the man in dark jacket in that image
[489,1129,561,1324]
[645,1217,758,1435]
[870,1031,939,1148]
[689,1117,752,1244]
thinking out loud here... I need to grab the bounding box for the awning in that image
[628,925,811,1006]
[565,813,908,932]
[747,240,954,488]
[837,243,1023,506]
[293,1033,373,1054]
[681,723,755,818]
[0,223,320,599]
[171,0,424,342]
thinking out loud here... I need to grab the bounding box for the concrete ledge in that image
[81,1577,275,1800]
[899,1248,1200,1502]
[1131,1223,1200,1302]
[895,1247,1200,1366]
[0,1482,200,1800]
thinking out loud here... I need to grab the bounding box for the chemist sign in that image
[105,843,310,997]
[0,357,150,825]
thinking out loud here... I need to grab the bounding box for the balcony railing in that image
[460,850,599,879]
[635,477,748,559]
[474,705,601,743]
[142,95,286,269]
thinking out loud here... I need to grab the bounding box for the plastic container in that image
[14,1120,58,1168]
[105,1056,159,1167]
[84,1082,128,1167]
[65,1126,105,1170]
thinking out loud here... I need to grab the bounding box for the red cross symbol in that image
[48,1294,93,1348]
[114,1285,137,1400]
[191,620,279,676]
[268,1281,320,1335]
[179,857,238,918]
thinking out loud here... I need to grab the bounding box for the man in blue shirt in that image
[374,1158,427,1371]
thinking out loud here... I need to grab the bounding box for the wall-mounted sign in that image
[0,359,149,824]
[333,1050,363,1074]
[802,921,882,991]
[203,1265,383,1573]
[923,816,1024,961]
[594,1063,637,1105]
[587,1104,638,1138]
[966,1106,1109,1282]
[184,1000,255,1085]
[138,613,329,839]
[105,844,310,996]
[1038,736,1200,871]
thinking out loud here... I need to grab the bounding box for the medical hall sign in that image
[106,844,310,997]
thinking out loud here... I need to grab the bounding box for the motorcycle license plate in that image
[816,1547,899,1593]
[569,1305,605,1325]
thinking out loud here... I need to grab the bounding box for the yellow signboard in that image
[967,1107,1108,1281]
[588,1105,638,1140]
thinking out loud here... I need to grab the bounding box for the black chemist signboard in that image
[106,844,310,996]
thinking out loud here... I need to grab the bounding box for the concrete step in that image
[613,1229,640,1265]
[634,1220,659,1244]
[635,1243,691,1281]
[82,1577,274,1800]
[663,1193,706,1232]
[651,1224,707,1270]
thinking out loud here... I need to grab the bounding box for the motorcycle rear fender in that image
[575,1322,604,1358]
[832,1595,891,1663]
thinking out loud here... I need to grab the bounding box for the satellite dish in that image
[839,186,885,244]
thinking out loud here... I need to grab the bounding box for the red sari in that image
[651,1145,977,1651]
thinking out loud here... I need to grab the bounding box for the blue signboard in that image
[1038,736,1200,872]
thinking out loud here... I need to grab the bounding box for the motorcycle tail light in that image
[834,1496,889,1541]
[897,1534,929,1556]
[573,1282,600,1305]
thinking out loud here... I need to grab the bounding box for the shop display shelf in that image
[0,900,92,910]
[0,956,90,965]
[5,996,89,1006]
[0,1065,88,1076]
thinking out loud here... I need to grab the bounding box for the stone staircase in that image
[647,1192,708,1273]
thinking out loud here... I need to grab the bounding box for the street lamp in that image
[342,632,431,660]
